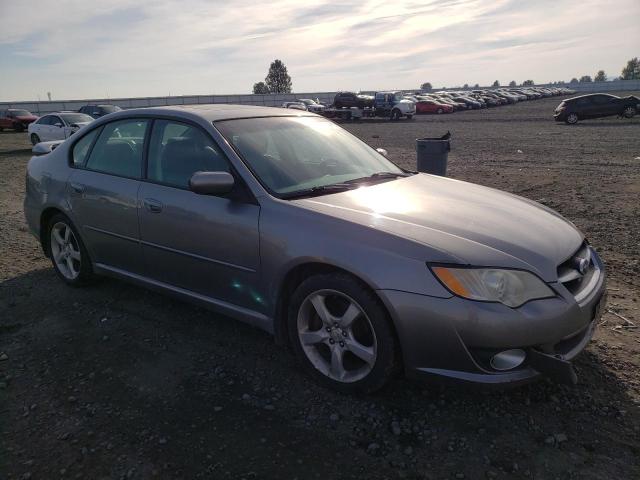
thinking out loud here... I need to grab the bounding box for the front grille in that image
[557,242,596,298]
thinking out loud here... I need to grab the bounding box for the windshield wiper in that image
[280,183,356,199]
[343,171,411,184]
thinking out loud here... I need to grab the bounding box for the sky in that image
[0,0,638,102]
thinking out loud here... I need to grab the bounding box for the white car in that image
[28,112,94,145]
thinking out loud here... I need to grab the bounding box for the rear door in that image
[138,119,262,311]
[590,95,619,117]
[67,118,149,274]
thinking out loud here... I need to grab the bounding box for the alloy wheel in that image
[623,106,635,118]
[297,289,377,383]
[50,222,82,280]
[567,113,578,124]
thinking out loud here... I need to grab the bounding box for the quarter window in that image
[147,120,229,188]
[85,119,148,178]
[71,128,100,167]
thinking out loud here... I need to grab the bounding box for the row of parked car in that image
[0,104,121,144]
[280,86,576,117]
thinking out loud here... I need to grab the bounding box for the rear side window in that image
[71,128,100,167]
[147,120,229,188]
[85,119,148,178]
[592,95,613,105]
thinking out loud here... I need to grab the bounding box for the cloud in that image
[0,0,638,100]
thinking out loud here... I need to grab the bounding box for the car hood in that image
[292,174,583,281]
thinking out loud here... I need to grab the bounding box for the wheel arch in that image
[272,262,403,368]
[39,207,66,257]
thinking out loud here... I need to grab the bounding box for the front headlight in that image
[430,266,554,308]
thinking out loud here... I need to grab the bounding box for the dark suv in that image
[554,94,639,124]
[78,104,122,119]
[333,92,374,109]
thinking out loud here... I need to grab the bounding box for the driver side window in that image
[147,120,230,189]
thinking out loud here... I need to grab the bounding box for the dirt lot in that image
[1,95,639,480]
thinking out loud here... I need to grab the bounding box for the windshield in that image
[60,113,93,124]
[216,116,404,196]
[9,109,31,117]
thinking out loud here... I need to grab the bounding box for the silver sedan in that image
[24,105,606,393]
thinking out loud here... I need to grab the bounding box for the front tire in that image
[436,108,443,114]
[565,113,579,124]
[47,213,95,286]
[287,273,399,394]
[391,109,401,121]
[14,123,24,132]
[30,133,40,145]
[622,106,636,118]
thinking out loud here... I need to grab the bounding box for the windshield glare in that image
[216,116,403,195]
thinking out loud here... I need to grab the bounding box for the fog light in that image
[490,349,526,371]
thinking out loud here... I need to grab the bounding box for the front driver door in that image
[138,119,262,313]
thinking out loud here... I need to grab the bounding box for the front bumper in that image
[377,253,606,386]
[554,111,567,121]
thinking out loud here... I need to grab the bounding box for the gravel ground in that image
[1,95,639,479]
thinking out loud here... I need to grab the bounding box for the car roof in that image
[108,104,317,122]
[565,93,618,101]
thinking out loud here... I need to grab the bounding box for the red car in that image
[414,99,454,114]
[0,108,38,132]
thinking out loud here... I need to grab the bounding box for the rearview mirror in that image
[189,171,235,196]
[376,148,388,157]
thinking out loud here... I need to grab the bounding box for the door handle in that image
[143,198,163,213]
[70,182,85,194]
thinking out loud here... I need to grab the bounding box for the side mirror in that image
[32,140,63,155]
[376,148,388,157]
[189,171,235,196]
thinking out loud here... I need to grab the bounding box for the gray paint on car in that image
[24,104,606,387]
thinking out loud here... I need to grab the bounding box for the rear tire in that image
[436,108,443,114]
[287,273,399,394]
[47,213,95,287]
[622,106,636,118]
[30,133,40,145]
[14,123,24,132]
[565,113,579,124]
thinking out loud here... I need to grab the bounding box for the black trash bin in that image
[416,132,450,176]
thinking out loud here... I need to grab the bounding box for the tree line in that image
[420,57,639,90]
